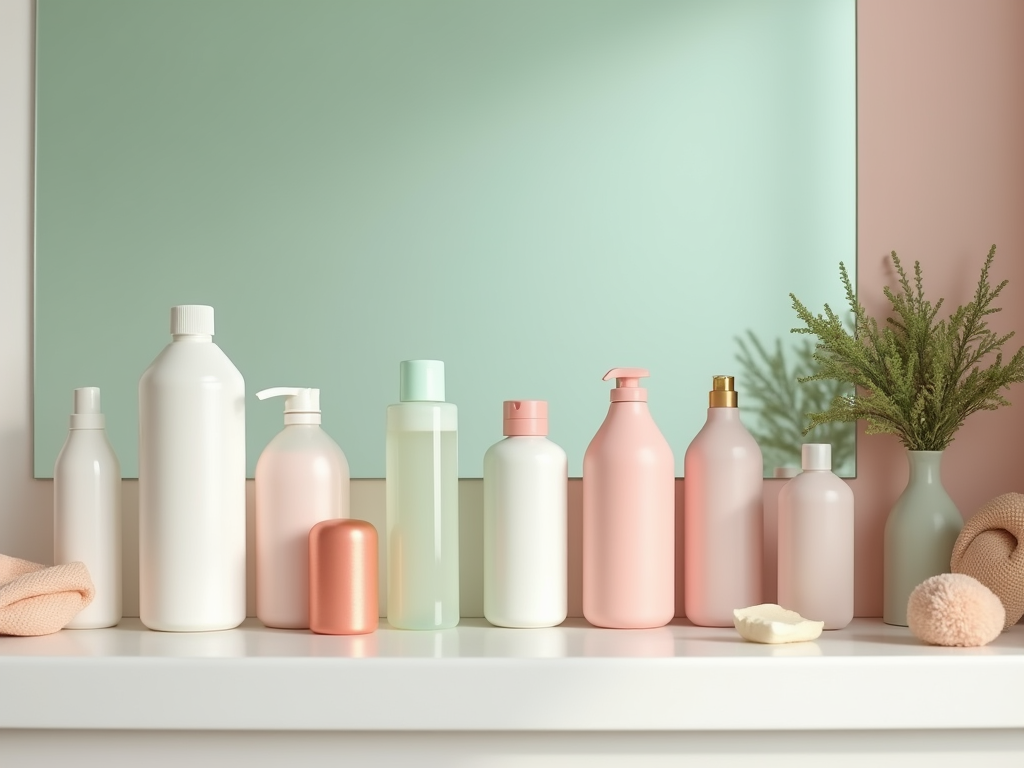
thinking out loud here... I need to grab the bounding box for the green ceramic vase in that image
[883,450,964,626]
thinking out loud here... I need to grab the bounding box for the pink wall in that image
[844,0,1024,616]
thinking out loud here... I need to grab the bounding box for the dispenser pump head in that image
[70,386,105,429]
[603,368,649,402]
[709,375,738,408]
[257,387,322,425]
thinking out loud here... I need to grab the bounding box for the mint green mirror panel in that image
[34,0,856,478]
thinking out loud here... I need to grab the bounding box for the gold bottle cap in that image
[709,375,738,408]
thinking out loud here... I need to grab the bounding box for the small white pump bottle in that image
[483,400,568,628]
[54,387,122,628]
[138,305,246,632]
[777,443,854,629]
[255,387,350,629]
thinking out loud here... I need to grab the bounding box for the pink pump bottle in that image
[583,368,675,629]
[683,375,763,627]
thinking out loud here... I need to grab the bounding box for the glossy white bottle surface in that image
[53,387,122,629]
[138,305,246,632]
[255,387,350,629]
[386,360,459,630]
[683,376,764,627]
[777,444,854,629]
[484,401,568,628]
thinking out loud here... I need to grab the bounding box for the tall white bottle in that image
[53,387,122,629]
[683,375,764,627]
[255,387,350,629]
[483,400,567,628]
[386,359,459,630]
[777,444,854,629]
[139,305,246,632]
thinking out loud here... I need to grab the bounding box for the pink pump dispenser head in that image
[603,368,650,402]
[503,400,548,436]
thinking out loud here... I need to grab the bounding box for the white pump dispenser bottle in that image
[255,387,350,629]
[54,387,122,628]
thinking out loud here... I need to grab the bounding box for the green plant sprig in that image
[789,245,1024,451]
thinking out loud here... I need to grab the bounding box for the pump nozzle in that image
[709,375,738,408]
[257,387,322,424]
[603,368,650,402]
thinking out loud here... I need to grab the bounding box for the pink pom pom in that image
[907,573,1005,647]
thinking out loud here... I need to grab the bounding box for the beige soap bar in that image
[733,604,824,644]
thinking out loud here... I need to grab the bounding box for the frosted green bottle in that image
[386,360,460,629]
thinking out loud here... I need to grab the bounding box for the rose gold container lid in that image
[309,519,379,635]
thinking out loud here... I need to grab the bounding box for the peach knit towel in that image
[951,492,1024,629]
[0,554,95,636]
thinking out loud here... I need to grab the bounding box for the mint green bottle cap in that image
[399,359,445,402]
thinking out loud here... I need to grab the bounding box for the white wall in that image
[0,0,53,569]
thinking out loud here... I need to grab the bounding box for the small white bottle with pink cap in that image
[483,400,568,628]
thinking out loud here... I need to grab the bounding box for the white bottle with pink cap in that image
[483,400,568,628]
[583,369,675,629]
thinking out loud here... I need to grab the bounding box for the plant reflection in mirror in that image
[735,332,856,477]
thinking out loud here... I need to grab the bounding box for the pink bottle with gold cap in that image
[683,375,763,627]
[583,369,675,629]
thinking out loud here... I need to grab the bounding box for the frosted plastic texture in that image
[53,419,122,629]
[777,468,854,629]
[386,402,460,629]
[583,400,674,629]
[256,423,350,629]
[684,408,764,627]
[138,333,246,632]
[483,435,568,628]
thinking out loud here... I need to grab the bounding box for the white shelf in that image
[2,618,1022,732]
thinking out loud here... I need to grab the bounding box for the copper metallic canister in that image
[309,519,379,635]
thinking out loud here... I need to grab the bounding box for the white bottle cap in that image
[171,305,215,336]
[70,386,105,429]
[801,443,832,471]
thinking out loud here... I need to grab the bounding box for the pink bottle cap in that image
[603,368,649,402]
[503,400,548,436]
